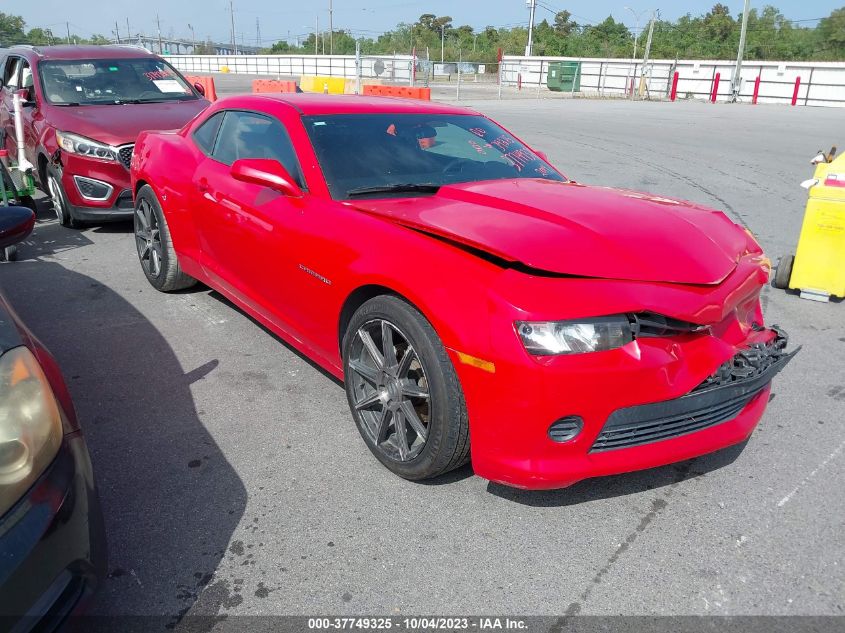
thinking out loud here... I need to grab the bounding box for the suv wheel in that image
[46,166,81,228]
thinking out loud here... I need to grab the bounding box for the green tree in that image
[0,12,26,46]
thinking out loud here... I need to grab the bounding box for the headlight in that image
[516,316,633,355]
[55,130,118,162]
[0,347,63,516]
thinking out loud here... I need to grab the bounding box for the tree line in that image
[269,4,845,62]
[2,5,844,62]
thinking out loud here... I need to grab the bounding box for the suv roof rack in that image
[10,44,41,55]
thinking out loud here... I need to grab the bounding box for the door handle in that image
[197,178,209,193]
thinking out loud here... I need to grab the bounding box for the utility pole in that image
[441,25,445,63]
[230,0,237,54]
[189,23,196,49]
[66,22,71,45]
[256,18,261,47]
[315,15,319,55]
[156,14,163,54]
[525,0,537,56]
[329,0,333,55]
[731,0,751,102]
[126,18,131,43]
[115,21,120,44]
[638,11,656,98]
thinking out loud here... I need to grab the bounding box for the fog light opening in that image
[548,416,583,443]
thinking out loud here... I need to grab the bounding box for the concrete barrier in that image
[362,85,431,100]
[252,79,298,93]
[300,76,346,94]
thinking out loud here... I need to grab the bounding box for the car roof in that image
[248,93,478,116]
[16,45,159,61]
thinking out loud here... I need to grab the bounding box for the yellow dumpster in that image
[773,148,845,302]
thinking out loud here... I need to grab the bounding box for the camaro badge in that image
[299,264,332,285]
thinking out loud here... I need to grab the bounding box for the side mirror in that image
[16,88,35,108]
[230,159,303,198]
[535,150,549,163]
[193,82,206,96]
[0,206,35,250]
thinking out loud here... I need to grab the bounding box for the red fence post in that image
[411,47,417,86]
[752,74,761,105]
[710,72,720,103]
[791,76,801,106]
[496,48,503,85]
[670,71,679,101]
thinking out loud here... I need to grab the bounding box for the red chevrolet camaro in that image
[130,94,797,490]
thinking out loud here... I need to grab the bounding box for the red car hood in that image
[350,179,749,285]
[47,100,208,146]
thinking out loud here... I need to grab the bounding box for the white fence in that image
[169,54,414,83]
[502,56,845,107]
[167,54,845,108]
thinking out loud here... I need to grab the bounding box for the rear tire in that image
[772,254,794,290]
[342,295,470,481]
[134,184,196,292]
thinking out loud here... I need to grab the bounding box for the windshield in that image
[302,114,565,199]
[38,58,197,105]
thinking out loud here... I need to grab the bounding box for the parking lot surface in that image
[1,96,842,623]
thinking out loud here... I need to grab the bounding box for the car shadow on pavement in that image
[486,440,749,507]
[0,259,247,629]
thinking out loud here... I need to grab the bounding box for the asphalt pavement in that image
[0,94,842,625]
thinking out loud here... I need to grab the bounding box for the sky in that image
[15,1,842,47]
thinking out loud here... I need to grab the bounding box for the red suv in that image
[0,45,209,227]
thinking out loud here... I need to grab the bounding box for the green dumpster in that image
[546,61,581,92]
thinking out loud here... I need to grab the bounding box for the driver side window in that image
[211,110,304,187]
[3,57,22,91]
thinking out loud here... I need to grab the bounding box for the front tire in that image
[46,166,81,228]
[342,296,470,481]
[772,254,794,290]
[134,184,196,292]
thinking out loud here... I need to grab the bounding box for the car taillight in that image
[823,173,845,187]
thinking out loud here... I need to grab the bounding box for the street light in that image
[441,25,445,64]
[624,6,649,61]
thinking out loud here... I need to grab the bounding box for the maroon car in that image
[0,45,209,227]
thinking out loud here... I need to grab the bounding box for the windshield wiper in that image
[347,183,441,198]
[53,102,81,107]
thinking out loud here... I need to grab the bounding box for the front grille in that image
[591,330,798,452]
[591,389,759,452]
[118,144,134,170]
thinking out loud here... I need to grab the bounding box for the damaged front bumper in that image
[591,328,799,452]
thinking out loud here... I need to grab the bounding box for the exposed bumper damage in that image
[592,328,799,452]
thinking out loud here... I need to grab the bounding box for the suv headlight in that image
[56,130,118,162]
[0,347,63,516]
[516,316,633,355]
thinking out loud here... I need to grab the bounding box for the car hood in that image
[349,179,749,285]
[47,99,209,146]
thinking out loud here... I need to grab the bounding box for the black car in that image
[0,206,105,630]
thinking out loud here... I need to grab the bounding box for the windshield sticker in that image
[468,139,488,156]
[469,127,487,138]
[145,69,175,81]
[152,79,187,93]
[503,148,535,172]
[491,134,516,152]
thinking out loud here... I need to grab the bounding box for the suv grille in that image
[118,145,134,170]
[591,331,797,452]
